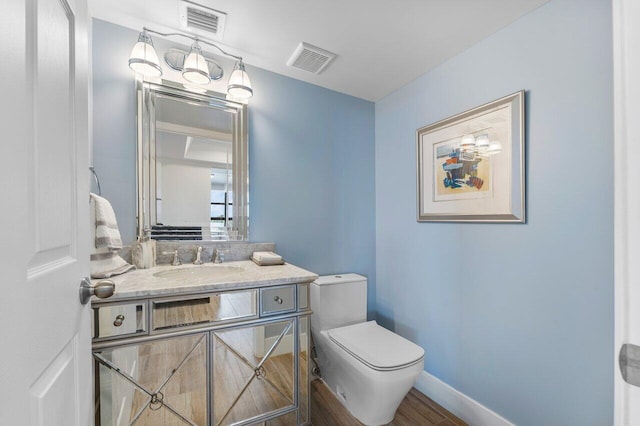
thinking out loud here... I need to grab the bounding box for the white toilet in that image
[310,274,424,426]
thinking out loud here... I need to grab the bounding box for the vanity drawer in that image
[260,286,296,316]
[92,302,147,340]
[151,289,258,331]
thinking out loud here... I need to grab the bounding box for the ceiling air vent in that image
[179,0,227,41]
[286,42,336,74]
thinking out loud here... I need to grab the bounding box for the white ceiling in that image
[90,0,550,101]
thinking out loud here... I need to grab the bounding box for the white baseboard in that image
[414,370,514,426]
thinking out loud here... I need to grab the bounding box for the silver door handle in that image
[79,277,115,305]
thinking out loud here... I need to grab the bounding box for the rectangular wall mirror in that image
[137,80,248,241]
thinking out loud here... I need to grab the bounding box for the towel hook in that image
[89,166,102,196]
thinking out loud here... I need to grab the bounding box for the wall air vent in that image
[179,0,227,41]
[286,42,337,74]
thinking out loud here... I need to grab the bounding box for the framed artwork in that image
[416,90,525,223]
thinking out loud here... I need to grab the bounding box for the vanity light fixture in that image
[182,41,211,84]
[459,133,502,157]
[487,141,503,155]
[460,134,476,149]
[128,29,163,77]
[227,61,253,99]
[128,27,253,99]
[475,134,490,150]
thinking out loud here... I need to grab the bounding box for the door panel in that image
[0,0,90,424]
[29,338,80,425]
[28,0,75,267]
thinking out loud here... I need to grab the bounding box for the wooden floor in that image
[310,379,467,426]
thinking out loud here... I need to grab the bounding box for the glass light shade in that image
[128,31,162,77]
[227,62,253,99]
[487,141,503,155]
[475,134,490,150]
[182,42,211,85]
[460,134,476,149]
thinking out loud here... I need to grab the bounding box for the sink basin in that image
[153,265,245,280]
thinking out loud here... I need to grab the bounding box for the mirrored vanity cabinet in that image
[91,261,316,426]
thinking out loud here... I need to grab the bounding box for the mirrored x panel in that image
[94,333,208,425]
[212,320,296,425]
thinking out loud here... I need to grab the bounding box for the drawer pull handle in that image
[113,315,125,327]
[274,296,283,305]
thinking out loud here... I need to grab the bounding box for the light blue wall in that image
[91,19,376,311]
[92,20,138,243]
[374,0,613,425]
[248,69,376,313]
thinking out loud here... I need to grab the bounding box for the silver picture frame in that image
[416,90,525,223]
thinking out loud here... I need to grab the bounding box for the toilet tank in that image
[310,273,367,332]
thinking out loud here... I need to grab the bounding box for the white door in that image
[614,0,640,424]
[0,0,93,424]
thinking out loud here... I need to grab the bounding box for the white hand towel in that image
[251,251,285,266]
[90,193,134,278]
[90,251,135,279]
[91,192,123,251]
[252,251,282,262]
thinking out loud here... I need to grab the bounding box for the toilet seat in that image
[328,321,424,372]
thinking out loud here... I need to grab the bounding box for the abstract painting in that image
[417,91,525,222]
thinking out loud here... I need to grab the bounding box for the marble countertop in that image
[92,260,318,302]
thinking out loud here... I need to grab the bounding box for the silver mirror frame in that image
[136,78,249,241]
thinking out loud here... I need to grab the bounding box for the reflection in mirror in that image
[155,96,233,233]
[137,80,248,241]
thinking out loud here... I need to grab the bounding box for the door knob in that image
[79,277,115,305]
[620,343,640,387]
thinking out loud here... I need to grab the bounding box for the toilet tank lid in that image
[313,273,366,286]
[328,321,424,371]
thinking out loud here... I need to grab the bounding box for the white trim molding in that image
[414,370,514,426]
[614,0,640,424]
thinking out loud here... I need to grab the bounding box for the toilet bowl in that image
[311,274,424,426]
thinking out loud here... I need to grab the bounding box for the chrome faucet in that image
[193,246,203,265]
[161,249,181,266]
[213,248,224,264]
